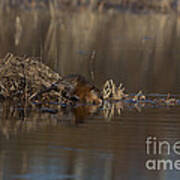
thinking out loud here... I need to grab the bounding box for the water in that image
[1,7,180,180]
[1,105,180,180]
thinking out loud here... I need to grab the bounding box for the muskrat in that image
[62,74,102,104]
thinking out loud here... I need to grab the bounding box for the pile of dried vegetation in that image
[0,53,179,110]
[0,53,75,105]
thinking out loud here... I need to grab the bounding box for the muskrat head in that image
[84,88,102,105]
[62,74,103,105]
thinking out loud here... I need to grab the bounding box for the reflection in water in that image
[1,7,180,180]
[0,100,114,180]
[1,93,179,138]
[0,9,180,93]
[1,101,180,179]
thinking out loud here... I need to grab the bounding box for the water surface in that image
[1,8,180,180]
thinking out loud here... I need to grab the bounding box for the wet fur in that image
[63,74,102,104]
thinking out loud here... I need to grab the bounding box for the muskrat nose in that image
[94,98,103,105]
[89,89,102,105]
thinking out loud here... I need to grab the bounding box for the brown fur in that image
[63,74,102,104]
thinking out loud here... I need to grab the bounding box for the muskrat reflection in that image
[72,104,100,123]
[0,102,101,138]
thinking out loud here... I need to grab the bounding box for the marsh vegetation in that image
[0,0,180,93]
[1,1,180,180]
